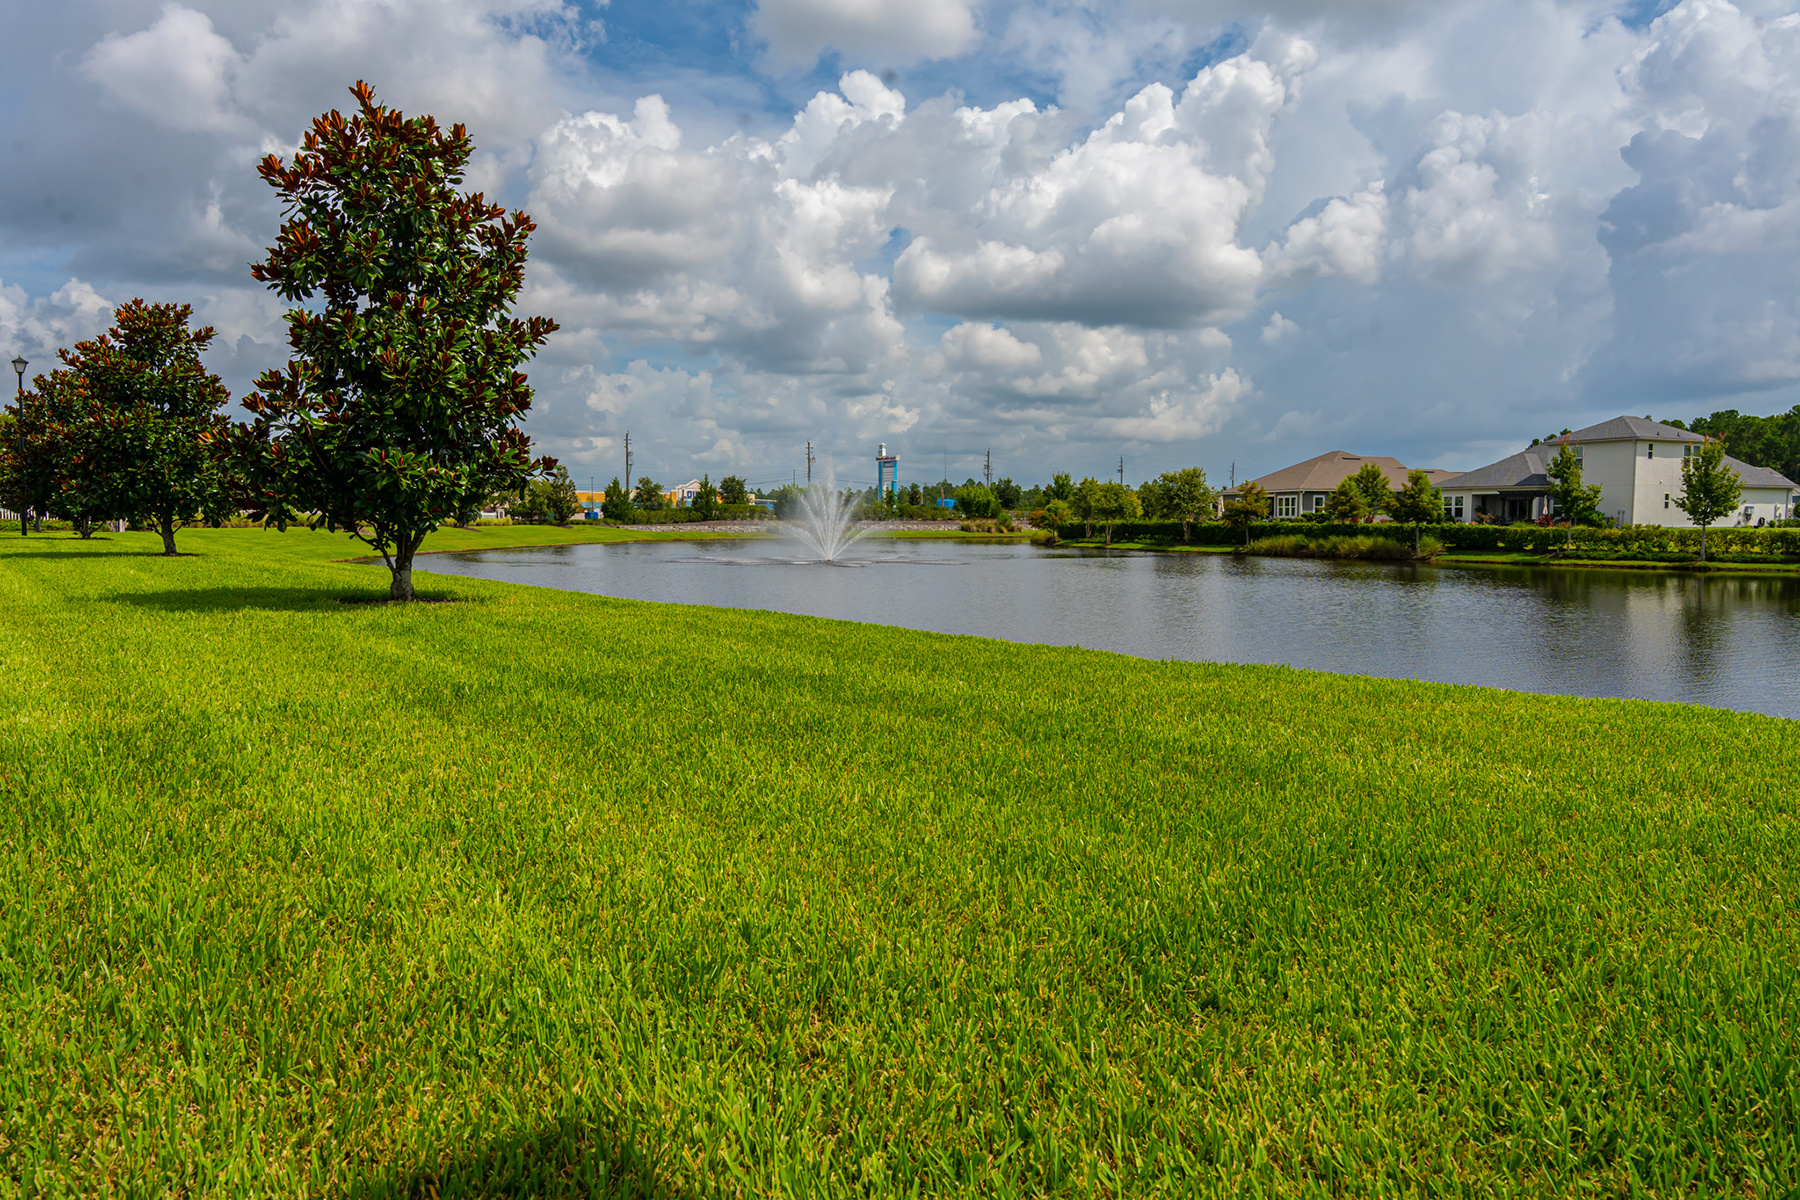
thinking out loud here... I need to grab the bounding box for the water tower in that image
[876,443,899,499]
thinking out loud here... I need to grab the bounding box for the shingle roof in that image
[1247,451,1412,493]
[1436,448,1552,491]
[1566,416,1705,444]
[1728,456,1799,490]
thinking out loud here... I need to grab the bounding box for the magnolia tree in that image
[239,82,559,600]
[25,301,233,551]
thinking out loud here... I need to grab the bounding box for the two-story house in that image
[1437,416,1798,526]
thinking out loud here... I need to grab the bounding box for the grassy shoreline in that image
[4,528,1797,1195]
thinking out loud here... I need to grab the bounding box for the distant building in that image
[664,479,704,506]
[1438,416,1799,526]
[1222,450,1453,519]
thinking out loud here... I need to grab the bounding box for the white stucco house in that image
[1437,416,1799,527]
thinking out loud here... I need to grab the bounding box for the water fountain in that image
[786,480,874,562]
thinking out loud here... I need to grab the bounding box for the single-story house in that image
[1222,450,1455,519]
[1437,416,1799,526]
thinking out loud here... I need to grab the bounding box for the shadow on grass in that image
[0,549,180,559]
[348,1118,684,1199]
[105,586,423,612]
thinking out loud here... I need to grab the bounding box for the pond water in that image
[420,538,1800,718]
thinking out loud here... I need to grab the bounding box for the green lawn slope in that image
[2,528,1796,1196]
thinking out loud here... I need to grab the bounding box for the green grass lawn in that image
[3,527,1797,1196]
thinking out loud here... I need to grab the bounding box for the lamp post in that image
[10,355,25,537]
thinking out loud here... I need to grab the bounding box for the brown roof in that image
[1246,451,1418,494]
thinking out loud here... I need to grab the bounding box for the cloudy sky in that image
[4,0,1799,491]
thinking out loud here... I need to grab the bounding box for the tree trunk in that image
[17,507,25,537]
[390,536,420,600]
[1182,517,1191,543]
[158,513,178,555]
[1415,522,1422,555]
[1699,522,1708,562]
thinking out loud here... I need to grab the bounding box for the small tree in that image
[955,482,1000,518]
[632,476,665,510]
[1045,472,1074,503]
[36,300,234,553]
[1545,442,1603,547]
[1322,476,1370,523]
[1673,438,1743,561]
[601,476,634,522]
[1350,461,1392,517]
[1223,480,1270,546]
[719,475,748,506]
[1090,481,1141,545]
[240,82,559,599]
[993,477,1022,509]
[1159,467,1214,541]
[1386,468,1443,555]
[692,474,720,520]
[543,465,583,525]
[1073,476,1103,538]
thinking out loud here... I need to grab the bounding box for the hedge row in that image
[1054,519,1800,556]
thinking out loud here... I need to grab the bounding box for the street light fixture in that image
[9,355,24,537]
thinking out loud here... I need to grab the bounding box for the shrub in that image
[1244,534,1441,561]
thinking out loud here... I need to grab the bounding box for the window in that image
[1276,495,1298,519]
[1311,493,1327,511]
[1684,444,1694,458]
[1574,445,1583,462]
[1647,443,1655,459]
[1443,495,1464,520]
[1664,493,1670,509]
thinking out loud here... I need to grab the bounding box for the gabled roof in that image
[1248,450,1413,493]
[1437,448,1552,492]
[1566,416,1704,444]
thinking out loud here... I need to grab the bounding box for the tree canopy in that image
[1321,477,1371,523]
[1139,467,1214,540]
[1223,481,1270,544]
[1350,461,1392,515]
[1673,439,1744,560]
[719,475,748,506]
[238,81,558,599]
[1387,468,1444,553]
[1545,443,1603,545]
[27,300,233,552]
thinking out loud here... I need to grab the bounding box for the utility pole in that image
[1118,455,1125,485]
[985,448,992,488]
[1230,461,1235,488]
[805,441,815,486]
[623,431,633,489]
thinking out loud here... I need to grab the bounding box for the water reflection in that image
[419,540,1800,718]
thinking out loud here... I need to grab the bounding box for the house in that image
[1437,416,1800,527]
[1223,450,1455,519]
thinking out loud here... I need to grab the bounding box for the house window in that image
[1574,445,1583,462]
[1664,493,1670,509]
[1647,444,1655,459]
[1443,495,1464,520]
[1311,493,1326,512]
[1684,444,1694,458]
[1276,495,1298,518]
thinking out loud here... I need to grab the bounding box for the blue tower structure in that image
[876,442,900,499]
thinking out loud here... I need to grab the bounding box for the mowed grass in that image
[1,529,1797,1197]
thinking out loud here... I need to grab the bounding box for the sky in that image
[4,0,1800,493]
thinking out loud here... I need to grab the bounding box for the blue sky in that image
[5,0,1800,490]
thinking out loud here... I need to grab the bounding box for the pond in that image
[419,538,1800,719]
